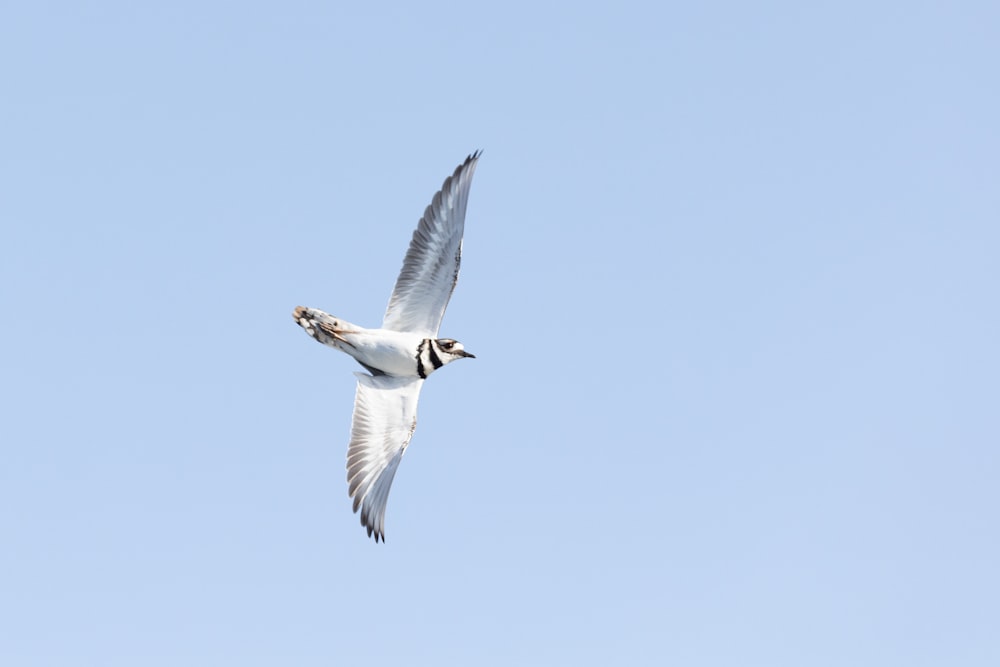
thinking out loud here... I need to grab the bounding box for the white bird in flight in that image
[292,152,481,542]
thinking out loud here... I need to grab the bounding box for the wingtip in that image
[362,516,386,543]
[452,150,481,180]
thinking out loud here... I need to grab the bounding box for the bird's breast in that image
[343,330,425,378]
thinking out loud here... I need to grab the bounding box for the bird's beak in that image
[458,350,476,359]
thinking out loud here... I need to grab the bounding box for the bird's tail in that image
[292,307,357,348]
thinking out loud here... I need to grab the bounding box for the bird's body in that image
[292,152,481,542]
[292,308,471,379]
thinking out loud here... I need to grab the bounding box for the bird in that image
[292,152,481,542]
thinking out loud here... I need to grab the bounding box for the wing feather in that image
[382,152,480,336]
[346,372,423,542]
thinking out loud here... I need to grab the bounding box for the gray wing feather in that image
[346,372,424,542]
[382,152,480,336]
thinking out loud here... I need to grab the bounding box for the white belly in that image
[340,327,424,377]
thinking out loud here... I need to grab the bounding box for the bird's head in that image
[434,338,475,362]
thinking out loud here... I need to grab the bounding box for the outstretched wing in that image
[382,152,480,337]
[346,372,424,542]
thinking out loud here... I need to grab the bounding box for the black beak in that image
[458,350,476,359]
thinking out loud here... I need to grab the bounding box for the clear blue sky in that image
[2,2,998,665]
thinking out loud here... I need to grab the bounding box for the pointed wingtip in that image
[362,517,386,543]
[453,150,481,180]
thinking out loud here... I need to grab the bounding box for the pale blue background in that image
[2,2,998,665]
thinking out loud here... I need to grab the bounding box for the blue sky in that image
[2,1,998,665]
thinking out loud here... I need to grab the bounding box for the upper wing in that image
[382,152,481,337]
[346,372,424,542]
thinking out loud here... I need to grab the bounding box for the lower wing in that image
[346,373,424,542]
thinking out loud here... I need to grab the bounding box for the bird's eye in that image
[442,341,454,349]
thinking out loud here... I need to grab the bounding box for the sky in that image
[1,1,998,665]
